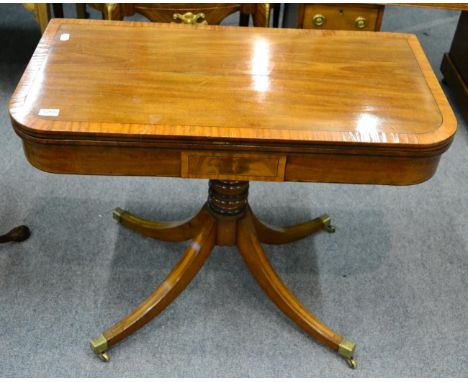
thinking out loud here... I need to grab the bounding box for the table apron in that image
[20,139,441,186]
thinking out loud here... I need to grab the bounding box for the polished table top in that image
[10,19,456,185]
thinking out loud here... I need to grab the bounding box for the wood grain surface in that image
[10,18,456,146]
[9,19,457,185]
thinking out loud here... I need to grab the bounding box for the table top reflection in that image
[10,19,456,149]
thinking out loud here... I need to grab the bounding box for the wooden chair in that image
[88,3,273,27]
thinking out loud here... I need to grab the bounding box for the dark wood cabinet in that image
[441,11,468,122]
[283,3,384,31]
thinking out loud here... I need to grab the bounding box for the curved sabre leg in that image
[250,208,335,245]
[237,212,356,368]
[91,217,216,361]
[113,204,211,242]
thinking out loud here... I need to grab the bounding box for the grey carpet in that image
[1,4,467,377]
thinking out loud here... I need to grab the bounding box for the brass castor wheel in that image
[96,351,110,362]
[90,334,110,362]
[319,214,336,233]
[346,357,357,369]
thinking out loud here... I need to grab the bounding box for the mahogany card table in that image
[9,19,456,368]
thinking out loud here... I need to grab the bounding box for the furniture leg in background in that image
[76,3,89,19]
[271,3,281,27]
[441,10,468,123]
[23,3,50,33]
[24,3,88,32]
[52,3,64,18]
[0,225,30,244]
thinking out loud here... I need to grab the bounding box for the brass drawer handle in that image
[312,14,326,27]
[173,12,207,25]
[355,16,367,29]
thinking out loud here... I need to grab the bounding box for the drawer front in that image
[181,151,286,181]
[301,4,383,31]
